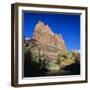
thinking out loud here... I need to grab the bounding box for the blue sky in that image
[23,11,80,50]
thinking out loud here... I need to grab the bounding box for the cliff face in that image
[25,21,67,60]
[33,21,67,50]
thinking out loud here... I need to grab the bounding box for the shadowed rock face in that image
[24,21,67,73]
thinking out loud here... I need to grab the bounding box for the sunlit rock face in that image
[33,20,67,50]
[24,21,67,61]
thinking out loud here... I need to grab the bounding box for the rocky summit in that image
[33,20,67,50]
[25,21,67,60]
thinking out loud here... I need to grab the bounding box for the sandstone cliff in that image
[33,20,66,50]
[25,20,67,60]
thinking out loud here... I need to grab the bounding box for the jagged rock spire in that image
[33,21,67,50]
